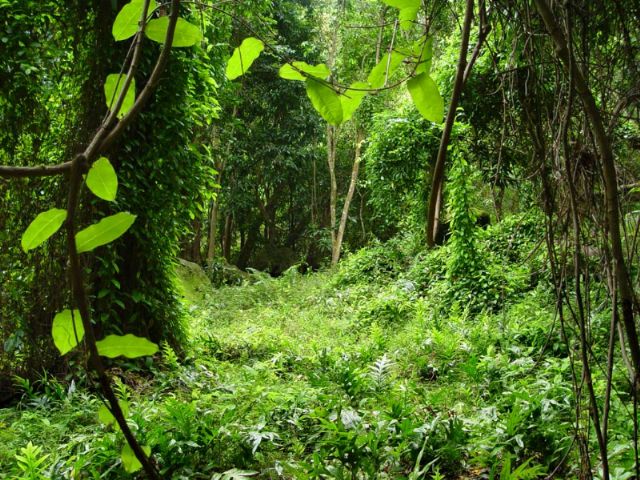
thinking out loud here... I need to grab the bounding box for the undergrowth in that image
[1,214,631,478]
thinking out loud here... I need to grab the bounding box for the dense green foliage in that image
[2,224,634,477]
[1,0,639,477]
[0,0,101,382]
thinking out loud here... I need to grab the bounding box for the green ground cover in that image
[2,226,633,478]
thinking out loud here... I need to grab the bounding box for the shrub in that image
[356,284,416,328]
[332,240,407,287]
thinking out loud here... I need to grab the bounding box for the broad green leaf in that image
[279,62,331,81]
[98,400,130,426]
[382,0,419,8]
[398,5,419,30]
[368,51,405,89]
[104,74,136,119]
[86,157,118,202]
[500,453,512,480]
[407,73,443,123]
[226,37,265,80]
[21,208,67,252]
[121,444,151,473]
[51,309,84,355]
[382,0,420,30]
[112,0,148,41]
[145,17,202,47]
[96,334,159,358]
[76,212,136,253]
[305,79,343,126]
[413,36,433,74]
[279,64,305,81]
[340,82,368,122]
[294,62,331,79]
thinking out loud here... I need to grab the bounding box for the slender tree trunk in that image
[375,6,388,63]
[426,0,489,246]
[207,156,224,263]
[332,129,364,265]
[494,185,504,221]
[359,189,366,240]
[426,0,474,246]
[327,124,338,256]
[189,219,202,263]
[311,155,317,225]
[222,214,233,261]
[237,218,261,270]
[206,198,219,262]
[324,0,341,262]
[257,188,280,246]
[207,107,236,262]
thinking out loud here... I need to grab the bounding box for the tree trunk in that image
[189,219,202,263]
[426,0,489,246]
[332,129,364,265]
[426,0,474,247]
[493,185,504,221]
[237,218,261,270]
[206,198,219,262]
[222,213,233,261]
[207,108,234,263]
[311,155,317,225]
[327,124,338,257]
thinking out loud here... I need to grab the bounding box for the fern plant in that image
[161,340,180,370]
[211,469,258,480]
[492,453,546,480]
[369,354,395,392]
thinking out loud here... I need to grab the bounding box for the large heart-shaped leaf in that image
[75,212,136,253]
[279,62,331,81]
[145,17,202,47]
[226,37,265,80]
[407,73,443,123]
[121,444,151,473]
[305,79,343,126]
[381,0,419,7]
[398,5,419,30]
[96,334,159,358]
[382,0,420,30]
[112,0,150,41]
[340,81,368,122]
[86,157,118,202]
[104,74,136,119]
[368,51,405,89]
[51,309,84,355]
[21,208,67,252]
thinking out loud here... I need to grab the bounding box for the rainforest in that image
[1,0,639,478]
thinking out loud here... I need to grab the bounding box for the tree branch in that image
[535,0,640,384]
[0,162,74,178]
